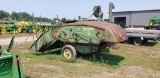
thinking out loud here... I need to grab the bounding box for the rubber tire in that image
[133,38,142,46]
[61,45,76,59]
[143,39,148,43]
[127,38,133,44]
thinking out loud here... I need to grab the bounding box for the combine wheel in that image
[12,30,18,34]
[1,26,6,34]
[44,27,48,31]
[61,45,76,59]
[133,38,142,46]
[1,30,6,35]
[32,29,36,33]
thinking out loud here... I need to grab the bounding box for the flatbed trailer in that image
[124,28,160,45]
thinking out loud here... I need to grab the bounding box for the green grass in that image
[1,39,160,78]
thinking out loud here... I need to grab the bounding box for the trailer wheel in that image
[133,38,142,45]
[61,45,76,59]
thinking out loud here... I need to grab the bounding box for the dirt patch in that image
[95,66,160,78]
[138,48,160,59]
[33,63,62,70]
[0,36,37,45]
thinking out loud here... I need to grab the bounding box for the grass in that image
[1,34,160,78]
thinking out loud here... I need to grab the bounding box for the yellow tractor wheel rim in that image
[12,31,15,34]
[2,26,6,29]
[63,49,72,59]
[12,31,18,34]
[44,28,48,31]
[29,30,32,33]
[149,22,153,26]
[32,29,36,33]
[1,30,6,34]
[16,31,18,34]
[17,27,22,32]
[39,29,43,32]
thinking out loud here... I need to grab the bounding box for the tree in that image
[10,12,19,20]
[0,10,10,19]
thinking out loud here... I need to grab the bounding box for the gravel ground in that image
[0,36,37,45]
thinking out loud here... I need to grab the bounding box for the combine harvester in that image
[30,6,127,59]
[0,21,20,34]
[0,36,24,78]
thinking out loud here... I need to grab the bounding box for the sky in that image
[0,0,160,19]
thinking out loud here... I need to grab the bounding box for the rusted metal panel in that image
[61,21,127,42]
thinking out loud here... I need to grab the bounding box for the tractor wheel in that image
[61,45,76,59]
[133,38,142,46]
[1,26,6,35]
[39,29,43,32]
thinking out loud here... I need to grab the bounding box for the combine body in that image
[30,5,127,59]
[0,36,24,78]
[0,51,24,78]
[30,21,127,58]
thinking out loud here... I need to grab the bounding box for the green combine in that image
[0,36,24,78]
[30,6,127,59]
[0,21,18,34]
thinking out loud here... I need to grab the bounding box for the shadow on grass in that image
[142,41,158,47]
[77,49,124,66]
[33,48,124,66]
[33,48,61,56]
[122,41,158,47]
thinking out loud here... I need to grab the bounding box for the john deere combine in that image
[0,21,19,34]
[0,36,24,78]
[30,6,127,59]
[18,21,33,33]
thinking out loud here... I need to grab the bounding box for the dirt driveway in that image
[0,36,37,45]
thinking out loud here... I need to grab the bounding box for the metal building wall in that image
[112,10,160,27]
[130,10,160,26]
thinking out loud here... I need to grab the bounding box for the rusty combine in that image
[30,6,127,59]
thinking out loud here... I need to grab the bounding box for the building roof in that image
[113,9,160,13]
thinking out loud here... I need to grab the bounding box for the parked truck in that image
[107,3,160,45]
[124,28,160,45]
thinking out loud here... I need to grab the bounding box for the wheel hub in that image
[63,49,72,59]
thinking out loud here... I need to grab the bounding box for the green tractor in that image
[144,17,160,30]
[0,36,24,78]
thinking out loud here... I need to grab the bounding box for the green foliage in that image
[0,10,10,20]
[0,10,53,23]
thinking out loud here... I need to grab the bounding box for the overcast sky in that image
[0,0,160,19]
